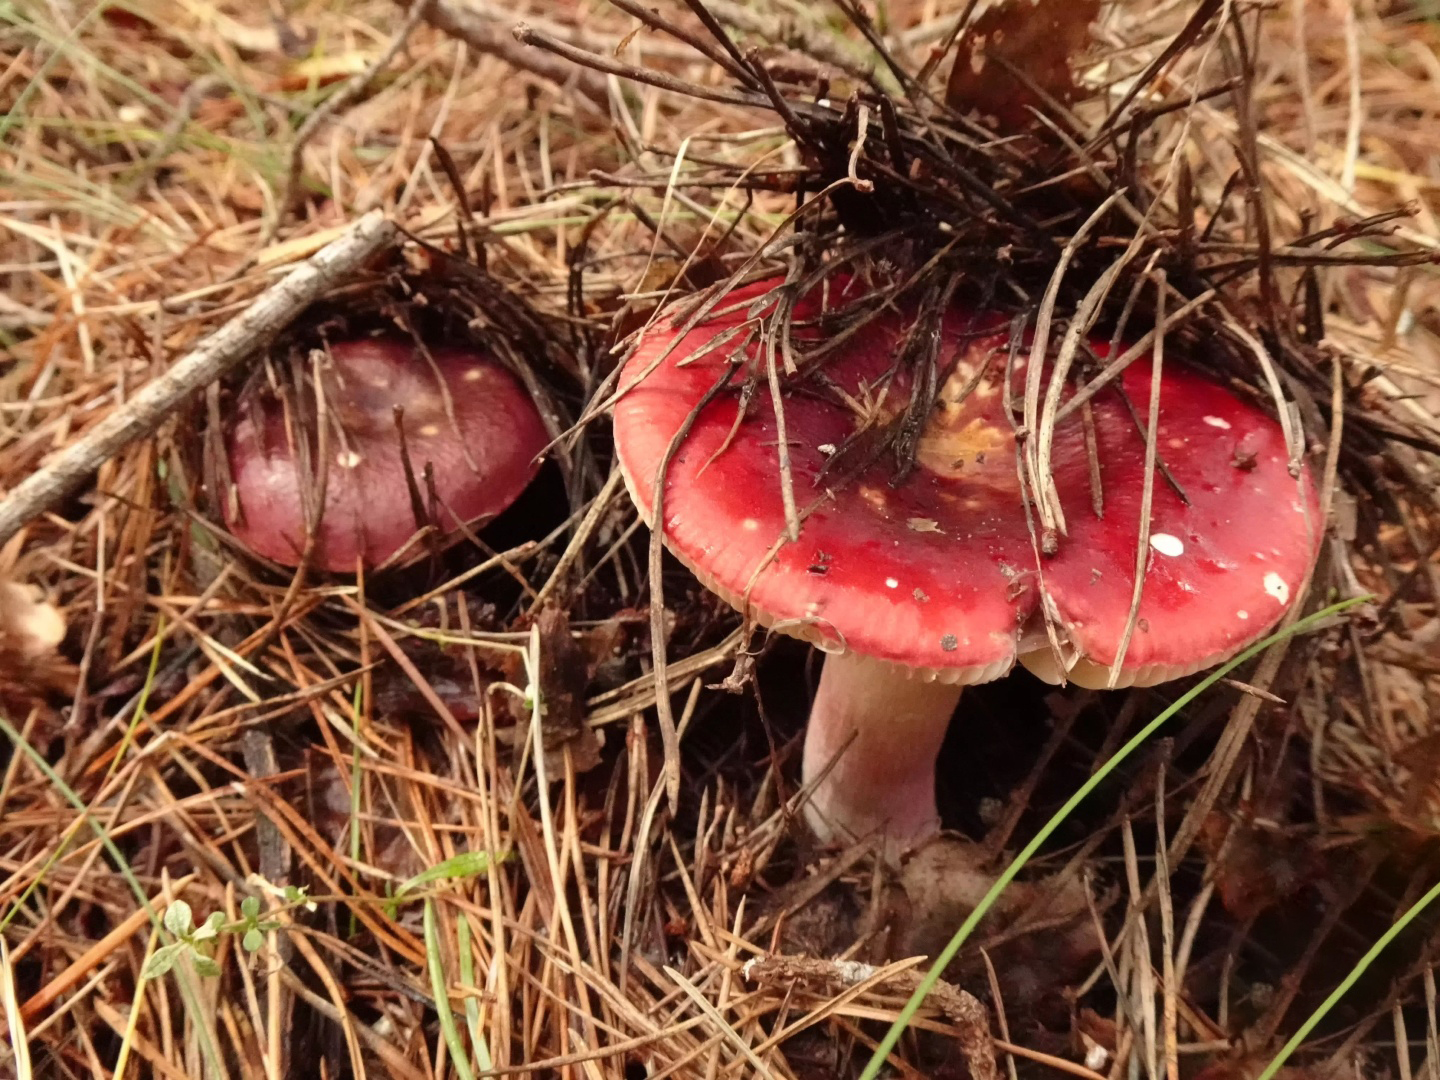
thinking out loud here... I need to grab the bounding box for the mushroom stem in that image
[802,653,961,852]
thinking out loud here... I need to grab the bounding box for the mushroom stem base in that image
[802,654,961,854]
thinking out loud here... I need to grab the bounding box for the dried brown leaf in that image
[944,0,1101,129]
[500,607,605,774]
[0,582,64,659]
[0,580,75,712]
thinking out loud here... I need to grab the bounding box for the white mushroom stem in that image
[801,652,962,853]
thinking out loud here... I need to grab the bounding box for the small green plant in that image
[142,901,228,979]
[142,887,310,980]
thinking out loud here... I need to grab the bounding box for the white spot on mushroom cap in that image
[1237,610,1249,620]
[1263,571,1290,604]
[741,519,759,531]
[336,449,363,469]
[1203,415,1232,430]
[1149,532,1185,557]
[463,367,485,382]
[885,577,899,589]
[419,423,440,437]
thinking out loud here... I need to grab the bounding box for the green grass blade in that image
[105,615,166,783]
[1254,875,1440,1080]
[455,911,494,1073]
[424,897,478,1080]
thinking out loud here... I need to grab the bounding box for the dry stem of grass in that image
[1,1,1438,1079]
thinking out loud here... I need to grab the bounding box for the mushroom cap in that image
[613,279,1321,687]
[225,339,547,572]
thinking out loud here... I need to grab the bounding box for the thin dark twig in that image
[608,0,759,88]
[914,0,981,87]
[514,23,831,118]
[1096,0,1223,134]
[677,0,764,88]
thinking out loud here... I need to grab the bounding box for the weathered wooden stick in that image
[0,211,397,549]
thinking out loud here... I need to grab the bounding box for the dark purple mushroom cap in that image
[225,339,547,572]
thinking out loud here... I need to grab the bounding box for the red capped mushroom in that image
[612,279,1321,851]
[225,339,548,573]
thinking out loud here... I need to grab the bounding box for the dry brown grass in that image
[1,1,1439,1078]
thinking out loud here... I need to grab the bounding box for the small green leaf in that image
[191,953,222,978]
[243,928,265,953]
[192,910,226,942]
[241,896,260,919]
[164,900,193,937]
[142,942,185,979]
[395,851,507,904]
